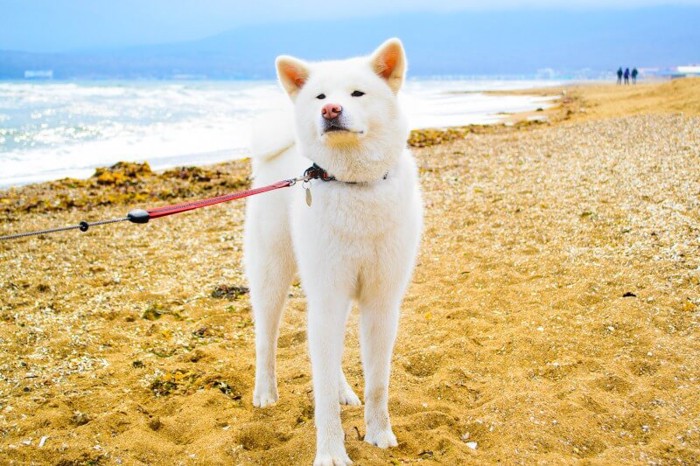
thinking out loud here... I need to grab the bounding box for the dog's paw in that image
[365,429,398,449]
[338,384,361,406]
[252,388,278,408]
[313,453,353,466]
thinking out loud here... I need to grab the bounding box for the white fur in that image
[243,38,422,465]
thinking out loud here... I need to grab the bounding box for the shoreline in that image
[0,78,562,190]
[5,77,697,194]
[3,78,698,222]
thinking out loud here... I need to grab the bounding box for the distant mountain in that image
[1,7,698,80]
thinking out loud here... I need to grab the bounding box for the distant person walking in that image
[616,67,623,84]
[624,67,630,85]
[631,67,638,84]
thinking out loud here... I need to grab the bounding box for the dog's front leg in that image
[308,297,353,466]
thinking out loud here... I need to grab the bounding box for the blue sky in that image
[2,0,700,52]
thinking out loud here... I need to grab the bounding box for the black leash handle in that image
[0,208,153,241]
[0,216,131,241]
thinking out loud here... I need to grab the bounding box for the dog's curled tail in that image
[250,110,296,162]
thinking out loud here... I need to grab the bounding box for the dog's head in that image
[276,38,409,182]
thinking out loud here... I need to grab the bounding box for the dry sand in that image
[1,78,699,465]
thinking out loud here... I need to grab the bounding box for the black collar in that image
[303,163,388,185]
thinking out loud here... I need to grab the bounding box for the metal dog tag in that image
[305,186,312,207]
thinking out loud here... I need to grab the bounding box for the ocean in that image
[0,79,559,188]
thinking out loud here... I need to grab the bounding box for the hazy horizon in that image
[0,2,699,79]
[2,1,700,53]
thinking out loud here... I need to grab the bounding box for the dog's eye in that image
[316,93,326,100]
[351,90,365,97]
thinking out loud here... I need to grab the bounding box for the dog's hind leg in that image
[245,197,296,408]
[339,367,361,406]
[358,295,401,448]
[248,247,295,407]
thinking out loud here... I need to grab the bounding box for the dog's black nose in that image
[321,103,343,120]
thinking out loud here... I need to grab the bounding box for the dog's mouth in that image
[322,120,364,135]
[325,126,348,132]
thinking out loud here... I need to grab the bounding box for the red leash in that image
[144,178,296,220]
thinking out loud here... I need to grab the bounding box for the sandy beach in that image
[1,78,699,465]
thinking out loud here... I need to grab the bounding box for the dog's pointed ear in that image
[370,38,407,94]
[276,56,310,97]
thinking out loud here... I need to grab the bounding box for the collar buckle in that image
[304,163,336,182]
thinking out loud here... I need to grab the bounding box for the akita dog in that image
[243,38,422,465]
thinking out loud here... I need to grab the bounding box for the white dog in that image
[243,38,422,465]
